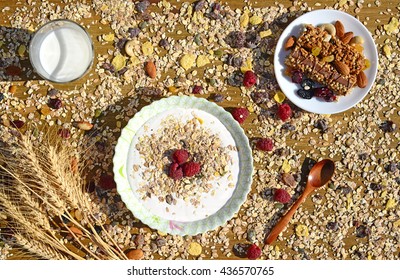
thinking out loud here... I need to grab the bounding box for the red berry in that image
[273,188,291,203]
[291,70,303,84]
[243,70,257,88]
[231,107,249,124]
[99,174,117,189]
[192,85,203,94]
[182,161,201,177]
[169,162,183,180]
[256,138,274,151]
[277,103,292,121]
[247,244,262,260]
[172,149,189,164]
[5,65,22,76]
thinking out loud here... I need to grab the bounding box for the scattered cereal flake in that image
[393,219,400,229]
[188,242,202,256]
[142,41,154,56]
[240,58,253,73]
[383,45,391,57]
[380,190,387,198]
[338,0,347,7]
[168,86,178,93]
[274,91,286,103]
[103,33,115,42]
[385,198,396,210]
[130,55,141,66]
[180,53,196,70]
[249,15,262,25]
[281,160,291,173]
[383,17,399,34]
[17,45,26,56]
[196,55,210,68]
[295,224,309,237]
[240,11,249,28]
[157,230,167,236]
[347,194,353,210]
[260,29,272,38]
[112,54,126,71]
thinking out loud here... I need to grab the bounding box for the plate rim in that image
[274,9,379,114]
[113,95,253,236]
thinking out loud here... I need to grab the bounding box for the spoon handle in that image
[265,187,312,245]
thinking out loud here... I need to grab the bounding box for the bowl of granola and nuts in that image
[274,9,378,114]
[113,96,253,235]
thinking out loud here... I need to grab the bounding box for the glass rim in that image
[29,19,95,84]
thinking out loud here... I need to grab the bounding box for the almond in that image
[333,60,350,76]
[73,121,93,131]
[126,249,144,260]
[335,20,345,38]
[145,61,156,78]
[284,36,296,50]
[69,226,83,236]
[341,31,353,44]
[356,71,368,88]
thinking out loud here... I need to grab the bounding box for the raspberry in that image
[256,138,274,151]
[243,70,257,88]
[172,149,189,164]
[277,103,292,121]
[273,188,291,203]
[231,107,249,124]
[182,161,201,177]
[246,244,261,260]
[169,162,183,180]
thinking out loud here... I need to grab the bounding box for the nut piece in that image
[126,249,144,260]
[349,35,364,45]
[124,40,136,57]
[145,61,156,78]
[333,60,350,76]
[284,36,296,50]
[335,20,345,38]
[319,23,336,37]
[341,31,353,44]
[73,121,93,131]
[356,71,368,88]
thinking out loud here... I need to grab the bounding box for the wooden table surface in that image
[0,0,399,260]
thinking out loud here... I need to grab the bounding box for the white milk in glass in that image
[29,20,94,83]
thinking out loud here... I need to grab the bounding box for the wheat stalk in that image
[0,127,127,260]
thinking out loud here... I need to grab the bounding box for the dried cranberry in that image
[326,221,339,231]
[58,128,71,139]
[225,31,246,49]
[297,89,313,99]
[232,243,250,258]
[324,92,337,102]
[158,38,169,48]
[10,120,24,129]
[314,119,328,132]
[300,79,315,90]
[128,27,140,38]
[251,91,269,104]
[212,93,224,103]
[291,70,303,84]
[48,98,62,109]
[135,0,150,13]
[356,225,370,238]
[192,85,203,94]
[99,174,117,189]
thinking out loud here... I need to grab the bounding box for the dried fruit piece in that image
[102,33,115,42]
[284,36,295,50]
[243,70,257,88]
[256,138,274,151]
[383,45,391,57]
[274,188,291,203]
[145,61,156,78]
[273,91,286,103]
[311,46,321,56]
[282,173,296,187]
[231,107,249,124]
[383,17,399,34]
[334,20,345,38]
[349,36,364,45]
[321,55,334,62]
[240,11,249,28]
[98,174,117,189]
[172,149,189,164]
[69,226,83,236]
[333,60,350,76]
[188,242,202,256]
[281,159,291,173]
[291,70,303,83]
[259,29,272,38]
[8,85,17,94]
[180,53,196,70]
[182,161,201,177]
[277,103,292,121]
[169,162,183,180]
[126,249,144,260]
[356,71,368,88]
[249,15,262,25]
[247,244,261,260]
[141,41,154,56]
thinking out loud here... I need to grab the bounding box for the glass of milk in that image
[29,19,94,83]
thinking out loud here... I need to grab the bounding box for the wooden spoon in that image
[265,159,335,245]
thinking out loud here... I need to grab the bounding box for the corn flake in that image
[282,160,291,173]
[196,55,210,67]
[385,198,396,210]
[295,224,309,237]
[240,11,249,28]
[250,15,262,25]
[383,17,399,34]
[142,41,154,56]
[112,54,126,71]
[180,53,196,70]
[17,45,26,56]
[188,242,202,256]
[240,58,253,73]
[260,29,272,38]
[274,91,286,103]
[383,45,391,57]
[103,33,115,42]
[130,55,141,66]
